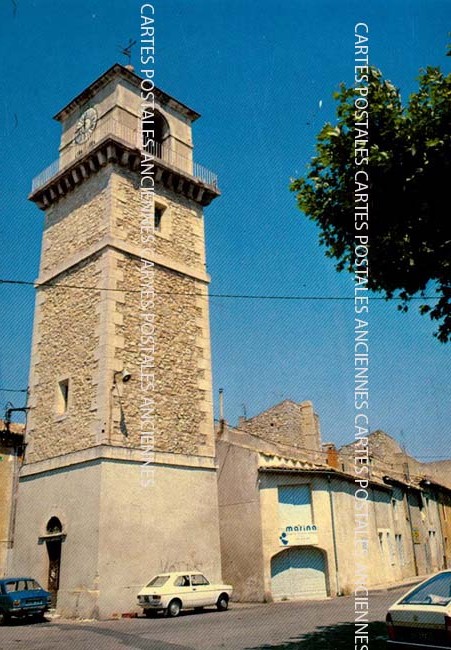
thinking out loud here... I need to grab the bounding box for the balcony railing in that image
[31,117,218,193]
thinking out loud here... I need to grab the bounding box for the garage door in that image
[271,547,327,600]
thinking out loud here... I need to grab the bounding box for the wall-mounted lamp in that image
[113,369,132,384]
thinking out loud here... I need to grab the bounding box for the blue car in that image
[0,577,52,622]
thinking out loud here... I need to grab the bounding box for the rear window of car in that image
[146,576,169,587]
[191,574,209,586]
[401,573,451,606]
[2,579,42,592]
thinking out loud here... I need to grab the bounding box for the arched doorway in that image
[271,546,328,600]
[45,517,63,607]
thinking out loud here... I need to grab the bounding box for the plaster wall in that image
[258,473,337,600]
[216,441,265,602]
[0,448,18,576]
[10,457,221,619]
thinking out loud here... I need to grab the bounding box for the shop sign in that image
[279,524,318,546]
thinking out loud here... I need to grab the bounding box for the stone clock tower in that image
[10,64,222,618]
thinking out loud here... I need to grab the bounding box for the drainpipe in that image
[7,446,21,553]
[327,474,341,595]
[5,406,28,564]
[432,486,446,570]
[422,482,446,571]
[405,488,419,577]
[218,388,225,435]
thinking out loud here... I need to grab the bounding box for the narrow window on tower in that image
[56,378,70,415]
[152,199,171,240]
[154,205,165,232]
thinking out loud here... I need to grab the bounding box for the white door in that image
[173,574,196,607]
[190,573,212,607]
[271,547,327,600]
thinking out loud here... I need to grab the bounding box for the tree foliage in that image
[290,64,451,342]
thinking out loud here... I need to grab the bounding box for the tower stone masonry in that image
[9,64,222,618]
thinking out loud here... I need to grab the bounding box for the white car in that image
[386,570,451,649]
[137,572,233,617]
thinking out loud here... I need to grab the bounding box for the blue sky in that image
[0,0,449,460]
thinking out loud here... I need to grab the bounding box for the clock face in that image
[74,107,98,144]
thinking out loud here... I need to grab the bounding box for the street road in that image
[0,588,403,650]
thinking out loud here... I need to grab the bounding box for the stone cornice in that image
[29,136,220,210]
[36,234,211,286]
[53,63,201,122]
[19,444,217,479]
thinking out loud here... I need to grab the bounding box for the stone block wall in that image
[27,161,214,462]
[237,400,322,454]
[41,168,111,274]
[111,255,213,455]
[111,167,206,269]
[26,258,102,463]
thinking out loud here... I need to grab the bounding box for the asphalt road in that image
[0,588,403,650]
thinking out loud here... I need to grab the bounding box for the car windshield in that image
[400,572,451,606]
[146,575,169,587]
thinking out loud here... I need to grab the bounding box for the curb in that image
[369,577,427,595]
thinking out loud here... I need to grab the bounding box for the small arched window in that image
[143,111,170,158]
[46,517,63,534]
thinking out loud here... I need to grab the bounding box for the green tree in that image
[290,62,451,342]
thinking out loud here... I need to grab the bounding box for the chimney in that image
[323,443,339,469]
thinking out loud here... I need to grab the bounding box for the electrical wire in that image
[0,278,438,301]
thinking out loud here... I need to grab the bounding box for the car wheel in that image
[217,594,229,611]
[166,599,182,617]
[144,609,157,618]
[1,611,11,625]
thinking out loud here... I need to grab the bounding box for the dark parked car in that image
[0,577,52,622]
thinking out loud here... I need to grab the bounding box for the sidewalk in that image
[368,573,431,594]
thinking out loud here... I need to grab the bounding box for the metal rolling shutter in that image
[271,547,327,600]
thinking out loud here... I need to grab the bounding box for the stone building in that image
[235,400,322,455]
[9,64,222,618]
[0,421,24,577]
[421,462,451,491]
[341,430,450,574]
[425,479,451,569]
[217,403,449,602]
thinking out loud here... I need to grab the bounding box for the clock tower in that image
[10,64,222,618]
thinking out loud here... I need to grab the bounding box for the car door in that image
[173,575,195,608]
[190,574,213,607]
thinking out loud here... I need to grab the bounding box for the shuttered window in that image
[278,485,312,527]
